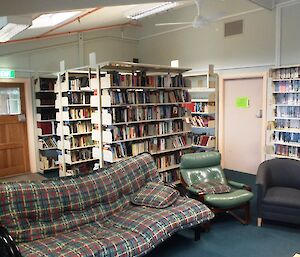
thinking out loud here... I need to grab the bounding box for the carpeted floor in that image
[146,170,300,257]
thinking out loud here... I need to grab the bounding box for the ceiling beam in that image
[247,0,275,10]
[1,0,182,16]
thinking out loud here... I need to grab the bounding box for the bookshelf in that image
[34,77,59,173]
[55,70,98,177]
[184,71,219,151]
[90,61,192,184]
[266,65,300,160]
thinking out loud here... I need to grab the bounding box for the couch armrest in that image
[228,180,251,191]
[0,226,22,257]
[256,161,271,196]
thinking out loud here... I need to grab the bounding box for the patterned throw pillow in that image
[130,182,179,208]
[192,181,231,194]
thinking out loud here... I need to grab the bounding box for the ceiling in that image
[0,0,292,44]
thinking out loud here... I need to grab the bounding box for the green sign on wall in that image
[0,69,15,78]
[236,97,249,108]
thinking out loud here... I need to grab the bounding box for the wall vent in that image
[224,20,243,37]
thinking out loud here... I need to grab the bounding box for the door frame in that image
[219,72,268,169]
[0,78,36,173]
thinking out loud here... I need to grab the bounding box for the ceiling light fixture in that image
[0,16,32,42]
[30,11,81,29]
[127,2,177,20]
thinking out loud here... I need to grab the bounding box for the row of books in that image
[155,152,181,170]
[108,106,187,123]
[104,135,190,159]
[39,137,57,148]
[66,92,91,105]
[275,93,300,105]
[275,119,300,129]
[159,170,180,184]
[38,111,56,120]
[273,131,300,144]
[69,108,91,119]
[193,134,215,147]
[190,116,214,127]
[273,67,300,80]
[38,122,55,135]
[109,71,187,88]
[110,120,187,141]
[40,156,57,170]
[275,106,300,118]
[195,102,215,113]
[66,135,93,148]
[39,78,56,91]
[109,90,189,105]
[274,81,300,92]
[69,77,90,91]
[66,149,93,162]
[66,121,92,134]
[274,145,300,158]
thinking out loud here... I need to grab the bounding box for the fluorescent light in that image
[127,2,177,20]
[0,16,32,42]
[30,11,81,29]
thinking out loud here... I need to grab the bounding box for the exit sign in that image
[0,69,15,78]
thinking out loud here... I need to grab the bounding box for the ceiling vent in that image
[224,20,243,37]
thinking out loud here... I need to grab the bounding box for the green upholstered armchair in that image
[180,152,253,224]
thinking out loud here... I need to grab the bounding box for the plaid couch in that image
[0,153,214,257]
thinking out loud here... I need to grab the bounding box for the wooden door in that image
[0,83,30,177]
[223,78,263,174]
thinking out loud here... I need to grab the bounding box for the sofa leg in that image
[194,225,201,241]
[257,218,262,227]
[201,222,211,232]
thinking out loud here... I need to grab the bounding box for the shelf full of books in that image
[34,77,59,173]
[55,70,98,177]
[91,61,193,184]
[266,65,300,160]
[184,70,218,151]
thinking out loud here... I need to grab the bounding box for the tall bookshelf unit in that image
[55,70,98,176]
[34,77,59,173]
[91,61,192,184]
[185,72,219,151]
[266,65,300,160]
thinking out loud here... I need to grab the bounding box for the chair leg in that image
[244,202,251,225]
[227,202,251,225]
[257,218,262,227]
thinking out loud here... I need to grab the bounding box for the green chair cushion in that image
[204,189,253,209]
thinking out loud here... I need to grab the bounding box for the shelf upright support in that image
[58,69,66,177]
[32,77,40,173]
[97,64,104,168]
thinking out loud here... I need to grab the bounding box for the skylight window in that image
[30,11,81,29]
[126,2,177,20]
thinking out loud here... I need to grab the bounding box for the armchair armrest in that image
[0,226,22,257]
[186,186,205,202]
[228,180,251,191]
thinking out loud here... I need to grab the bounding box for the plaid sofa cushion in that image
[130,182,179,208]
[0,153,159,243]
[192,181,231,194]
[18,197,214,257]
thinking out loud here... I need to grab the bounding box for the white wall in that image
[0,28,139,72]
[280,1,300,65]
[137,1,276,70]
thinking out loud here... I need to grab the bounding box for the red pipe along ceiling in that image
[1,7,140,44]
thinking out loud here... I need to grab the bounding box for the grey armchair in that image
[256,158,300,226]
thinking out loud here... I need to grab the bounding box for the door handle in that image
[256,109,262,119]
[18,114,26,122]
